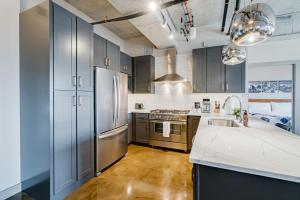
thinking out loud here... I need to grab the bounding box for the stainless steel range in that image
[149,109,190,152]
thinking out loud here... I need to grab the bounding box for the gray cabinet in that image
[206,46,225,93]
[77,91,94,180]
[53,90,77,194]
[193,49,207,93]
[94,34,121,71]
[106,40,120,71]
[77,18,93,92]
[121,52,133,75]
[128,113,133,144]
[225,63,245,93]
[53,5,76,91]
[134,55,155,93]
[134,113,150,144]
[94,34,106,69]
[20,3,94,199]
[193,46,245,93]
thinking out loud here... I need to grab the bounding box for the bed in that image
[248,99,292,131]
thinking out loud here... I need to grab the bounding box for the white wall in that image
[0,0,21,196]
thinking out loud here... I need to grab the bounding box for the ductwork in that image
[153,48,186,83]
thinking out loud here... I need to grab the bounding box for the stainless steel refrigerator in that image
[95,67,128,175]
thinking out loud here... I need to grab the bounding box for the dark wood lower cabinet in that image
[132,113,150,144]
[193,164,300,200]
[187,116,201,151]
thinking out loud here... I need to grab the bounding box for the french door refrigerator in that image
[95,67,128,174]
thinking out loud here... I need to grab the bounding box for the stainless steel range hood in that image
[154,48,186,83]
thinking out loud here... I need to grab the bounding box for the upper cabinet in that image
[76,18,93,91]
[94,34,106,69]
[206,46,226,93]
[134,55,155,94]
[94,34,120,72]
[120,52,133,75]
[193,46,245,93]
[225,63,246,93]
[53,6,76,91]
[106,40,120,71]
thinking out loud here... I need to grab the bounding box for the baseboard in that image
[21,171,49,191]
[0,183,22,200]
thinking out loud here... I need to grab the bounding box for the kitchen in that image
[1,0,300,200]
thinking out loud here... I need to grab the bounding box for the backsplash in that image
[128,93,248,112]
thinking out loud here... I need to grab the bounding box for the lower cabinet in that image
[77,91,94,179]
[53,91,77,195]
[187,116,201,151]
[53,90,94,197]
[133,113,150,144]
[128,113,133,144]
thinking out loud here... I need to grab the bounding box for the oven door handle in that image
[150,120,186,125]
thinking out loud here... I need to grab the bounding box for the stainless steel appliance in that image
[95,67,128,175]
[149,110,189,151]
[201,98,211,113]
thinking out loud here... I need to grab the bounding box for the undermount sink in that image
[208,118,240,127]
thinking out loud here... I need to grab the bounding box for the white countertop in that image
[128,109,150,114]
[189,112,300,183]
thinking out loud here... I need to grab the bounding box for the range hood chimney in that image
[154,48,186,83]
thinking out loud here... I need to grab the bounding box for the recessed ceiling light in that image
[169,33,174,39]
[149,2,157,11]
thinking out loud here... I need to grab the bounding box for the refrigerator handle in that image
[113,75,118,125]
[116,75,120,122]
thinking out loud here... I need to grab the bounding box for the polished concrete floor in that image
[66,145,193,200]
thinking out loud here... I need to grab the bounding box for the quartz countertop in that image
[189,113,300,183]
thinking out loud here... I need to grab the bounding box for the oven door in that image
[150,120,187,143]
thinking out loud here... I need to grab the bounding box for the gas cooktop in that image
[149,109,190,121]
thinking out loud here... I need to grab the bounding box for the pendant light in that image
[222,44,246,65]
[230,3,275,46]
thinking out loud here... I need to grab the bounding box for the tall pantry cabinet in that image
[20,2,94,200]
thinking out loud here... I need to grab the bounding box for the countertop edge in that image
[189,158,300,184]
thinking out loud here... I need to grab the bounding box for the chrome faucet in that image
[222,95,242,119]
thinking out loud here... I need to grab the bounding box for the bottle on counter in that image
[243,110,249,127]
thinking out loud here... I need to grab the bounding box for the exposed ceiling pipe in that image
[91,0,189,25]
[221,0,230,32]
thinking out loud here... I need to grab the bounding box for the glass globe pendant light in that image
[230,3,275,46]
[222,44,246,65]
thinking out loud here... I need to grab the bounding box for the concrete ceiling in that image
[65,0,300,52]
[65,0,143,40]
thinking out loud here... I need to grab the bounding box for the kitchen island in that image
[189,112,300,200]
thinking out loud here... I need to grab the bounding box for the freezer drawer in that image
[96,125,128,174]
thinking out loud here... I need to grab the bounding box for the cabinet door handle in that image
[72,76,77,87]
[78,95,82,106]
[78,76,82,87]
[72,95,76,107]
[108,58,111,66]
[226,82,229,91]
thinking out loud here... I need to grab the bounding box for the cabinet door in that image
[206,46,225,93]
[53,5,76,91]
[225,63,245,93]
[128,113,132,144]
[77,91,94,180]
[120,52,133,75]
[94,34,106,69]
[193,49,207,93]
[53,91,77,194]
[134,55,155,93]
[77,18,93,92]
[187,116,201,150]
[107,41,120,71]
[135,119,149,144]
